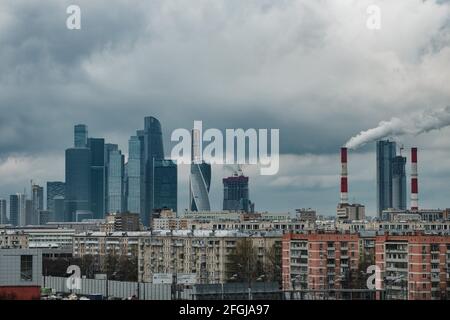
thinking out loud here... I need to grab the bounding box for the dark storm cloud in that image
[1,0,450,214]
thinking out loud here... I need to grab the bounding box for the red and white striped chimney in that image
[411,147,419,211]
[340,147,348,204]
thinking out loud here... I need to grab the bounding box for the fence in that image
[42,276,194,300]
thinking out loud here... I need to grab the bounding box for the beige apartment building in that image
[138,230,281,284]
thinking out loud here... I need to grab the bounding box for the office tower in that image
[9,195,19,226]
[127,136,142,215]
[153,159,177,213]
[65,148,91,221]
[31,184,44,225]
[105,143,119,214]
[223,174,250,212]
[392,155,407,210]
[38,210,52,225]
[88,138,106,219]
[53,196,65,222]
[0,199,7,224]
[376,140,396,217]
[141,117,164,226]
[16,194,27,226]
[124,162,129,211]
[46,181,65,213]
[74,124,88,148]
[25,199,32,225]
[107,149,124,213]
[189,128,211,211]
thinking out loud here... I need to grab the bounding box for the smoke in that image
[345,106,450,149]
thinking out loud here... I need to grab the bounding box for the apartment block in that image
[282,233,362,291]
[138,230,281,284]
[375,234,450,300]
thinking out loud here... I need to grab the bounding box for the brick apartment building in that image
[282,232,364,291]
[375,234,450,300]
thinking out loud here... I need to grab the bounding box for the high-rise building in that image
[107,149,124,213]
[87,137,105,219]
[127,136,142,215]
[189,128,211,211]
[0,199,7,224]
[376,140,397,217]
[105,143,119,214]
[223,174,251,212]
[141,117,164,226]
[31,184,44,225]
[153,159,177,213]
[25,199,33,225]
[9,195,19,226]
[46,181,65,213]
[392,155,407,210]
[74,124,88,148]
[53,196,65,222]
[65,148,91,221]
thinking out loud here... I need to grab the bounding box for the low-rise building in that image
[0,249,42,299]
[0,230,29,249]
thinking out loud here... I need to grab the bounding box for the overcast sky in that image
[0,0,450,216]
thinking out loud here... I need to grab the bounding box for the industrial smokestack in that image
[411,147,418,211]
[340,147,348,204]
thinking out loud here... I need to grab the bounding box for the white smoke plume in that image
[345,106,450,149]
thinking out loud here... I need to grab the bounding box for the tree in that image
[226,239,263,284]
[264,243,282,284]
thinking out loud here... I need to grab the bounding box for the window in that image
[20,255,33,281]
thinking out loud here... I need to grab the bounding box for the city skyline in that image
[1,0,450,216]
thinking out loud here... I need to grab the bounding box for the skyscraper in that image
[153,159,177,213]
[25,199,33,225]
[105,143,118,214]
[141,117,164,226]
[47,181,65,213]
[16,193,27,226]
[0,199,7,224]
[31,184,44,225]
[189,128,211,211]
[223,173,251,212]
[9,194,19,226]
[107,149,124,213]
[65,148,91,221]
[53,196,65,222]
[376,140,397,217]
[127,135,142,215]
[88,137,105,219]
[74,124,88,148]
[392,155,407,210]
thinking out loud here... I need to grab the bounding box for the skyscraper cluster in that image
[376,140,407,217]
[64,117,178,226]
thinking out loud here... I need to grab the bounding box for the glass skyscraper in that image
[65,148,91,221]
[9,194,19,226]
[189,128,211,211]
[223,174,250,212]
[46,181,65,214]
[376,140,398,217]
[127,136,142,215]
[74,124,88,148]
[107,149,124,213]
[0,199,7,225]
[88,137,105,219]
[141,117,164,226]
[153,159,177,213]
[392,155,407,210]
[31,184,44,225]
